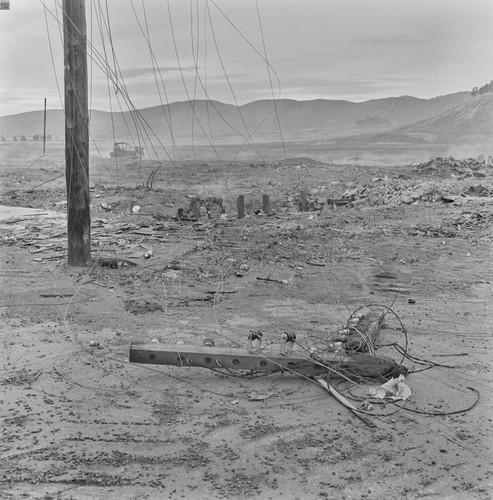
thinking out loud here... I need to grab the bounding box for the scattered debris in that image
[95,256,137,269]
[368,375,412,401]
[248,392,276,401]
[306,260,325,267]
[39,290,74,298]
[359,400,374,411]
[256,276,291,285]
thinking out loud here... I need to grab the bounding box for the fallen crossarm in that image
[129,343,402,379]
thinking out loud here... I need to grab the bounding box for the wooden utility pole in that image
[43,98,47,154]
[63,0,90,266]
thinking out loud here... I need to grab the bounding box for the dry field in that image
[0,140,492,500]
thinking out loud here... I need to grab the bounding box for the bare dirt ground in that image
[1,141,492,500]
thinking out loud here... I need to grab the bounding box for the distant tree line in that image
[471,80,493,96]
[0,135,53,141]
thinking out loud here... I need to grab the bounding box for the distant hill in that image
[0,92,472,144]
[353,115,390,128]
[326,94,493,148]
[399,93,493,141]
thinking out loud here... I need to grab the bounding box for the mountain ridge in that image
[0,91,486,149]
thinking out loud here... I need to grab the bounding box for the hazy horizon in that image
[1,0,492,117]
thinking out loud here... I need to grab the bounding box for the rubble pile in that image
[412,155,493,177]
[409,209,493,238]
[284,179,485,210]
[284,186,329,212]
[350,179,459,208]
[182,196,226,219]
[279,156,493,212]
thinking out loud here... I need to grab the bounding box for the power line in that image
[132,0,181,160]
[166,0,224,160]
[255,0,287,159]
[205,1,263,159]
[41,0,289,175]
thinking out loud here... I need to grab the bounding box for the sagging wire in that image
[46,0,178,171]
[132,0,181,162]
[41,0,91,203]
[27,173,65,191]
[165,0,226,161]
[53,0,108,165]
[392,344,456,372]
[387,344,493,391]
[190,0,199,160]
[205,1,264,160]
[332,377,481,417]
[354,327,481,415]
[201,1,218,159]
[288,314,484,422]
[206,0,286,161]
[317,360,484,434]
[209,0,283,96]
[97,0,164,168]
[254,0,286,159]
[17,154,46,177]
[394,400,493,462]
[93,0,118,179]
[398,387,481,416]
[95,0,147,171]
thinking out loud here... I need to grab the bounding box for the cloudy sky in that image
[0,0,492,116]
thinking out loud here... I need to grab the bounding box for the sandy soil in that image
[0,141,492,499]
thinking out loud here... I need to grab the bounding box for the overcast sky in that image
[0,0,492,116]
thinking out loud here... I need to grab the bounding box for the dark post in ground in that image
[299,190,308,212]
[237,195,245,219]
[192,199,201,219]
[262,194,271,215]
[63,0,90,266]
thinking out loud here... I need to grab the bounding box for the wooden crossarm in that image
[129,343,399,378]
